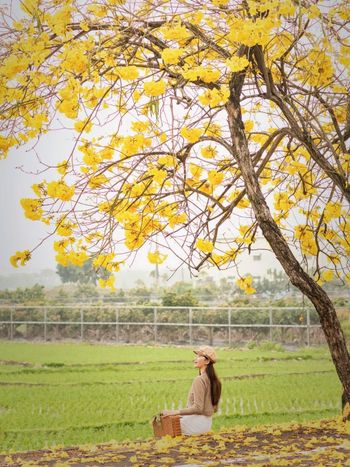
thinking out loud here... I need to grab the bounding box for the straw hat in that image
[193,345,217,363]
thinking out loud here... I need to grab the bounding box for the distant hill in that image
[0,269,60,290]
[0,267,190,290]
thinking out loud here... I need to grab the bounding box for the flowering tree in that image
[1,0,350,416]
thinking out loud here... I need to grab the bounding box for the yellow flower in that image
[168,213,187,228]
[182,65,221,83]
[131,121,150,133]
[74,119,93,133]
[189,164,203,179]
[0,135,16,159]
[161,48,184,65]
[46,5,72,36]
[57,160,68,176]
[212,0,229,5]
[148,168,168,185]
[144,80,166,97]
[226,56,249,72]
[114,66,139,80]
[208,170,224,186]
[201,146,217,159]
[180,126,203,143]
[93,254,121,272]
[20,198,43,221]
[323,201,342,222]
[162,23,190,41]
[89,174,108,188]
[274,192,294,212]
[98,275,116,291]
[198,87,229,108]
[148,250,167,265]
[321,270,334,282]
[294,224,318,256]
[31,183,46,197]
[1,54,30,80]
[68,250,89,267]
[196,238,214,254]
[204,123,222,137]
[10,250,31,268]
[244,120,254,132]
[46,180,75,201]
[236,275,256,294]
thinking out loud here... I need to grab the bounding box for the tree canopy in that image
[1,0,349,293]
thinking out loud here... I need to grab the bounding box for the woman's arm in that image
[178,377,206,416]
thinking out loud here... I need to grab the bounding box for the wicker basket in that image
[152,414,182,438]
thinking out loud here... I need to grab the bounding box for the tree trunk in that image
[226,97,350,419]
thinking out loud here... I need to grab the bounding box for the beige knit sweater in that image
[179,372,215,416]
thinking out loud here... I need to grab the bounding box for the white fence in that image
[0,305,326,347]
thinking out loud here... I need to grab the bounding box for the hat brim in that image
[193,349,216,363]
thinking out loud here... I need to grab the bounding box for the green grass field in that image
[0,341,342,453]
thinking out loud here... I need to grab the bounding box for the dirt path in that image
[1,418,349,466]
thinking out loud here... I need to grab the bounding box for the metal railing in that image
[0,305,326,346]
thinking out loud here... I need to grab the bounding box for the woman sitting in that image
[162,345,221,435]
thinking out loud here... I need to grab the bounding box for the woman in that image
[162,345,221,435]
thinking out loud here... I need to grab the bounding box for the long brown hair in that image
[205,362,221,407]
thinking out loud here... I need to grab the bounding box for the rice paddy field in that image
[0,341,342,453]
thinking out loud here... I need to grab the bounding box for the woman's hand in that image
[161,410,179,416]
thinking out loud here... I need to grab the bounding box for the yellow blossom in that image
[47,180,75,201]
[93,254,121,272]
[189,164,203,179]
[131,121,150,133]
[274,192,294,212]
[169,213,187,228]
[323,202,342,222]
[89,173,108,188]
[56,217,76,236]
[236,275,256,294]
[182,65,221,83]
[208,170,224,186]
[20,198,43,221]
[212,0,229,5]
[180,126,203,143]
[196,238,214,254]
[201,146,218,159]
[226,56,249,72]
[321,270,334,282]
[114,66,139,81]
[161,48,184,65]
[10,250,31,268]
[148,168,168,184]
[74,119,93,133]
[199,87,229,108]
[98,275,116,291]
[144,80,166,97]
[161,22,190,41]
[148,250,167,264]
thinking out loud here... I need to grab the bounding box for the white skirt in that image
[180,415,212,435]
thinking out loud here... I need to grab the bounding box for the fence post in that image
[115,309,119,342]
[44,308,47,341]
[10,307,13,340]
[269,308,273,342]
[154,307,157,343]
[189,307,193,346]
[80,309,84,341]
[306,308,310,347]
[228,309,231,347]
